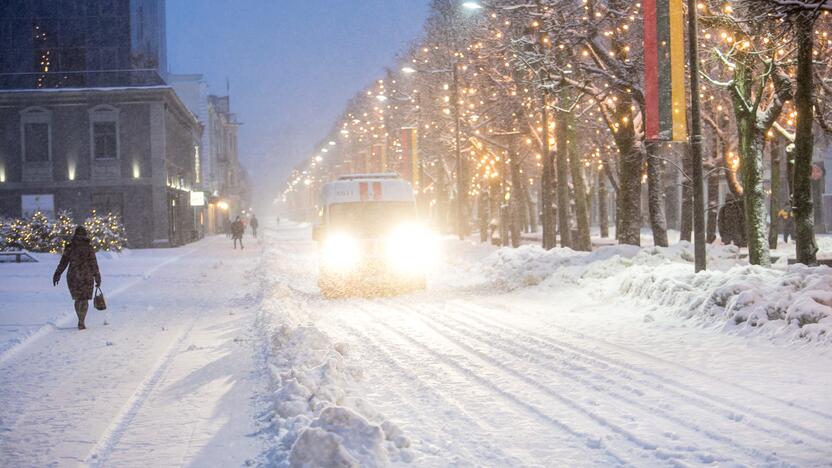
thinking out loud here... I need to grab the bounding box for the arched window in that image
[88,105,120,160]
[20,107,52,162]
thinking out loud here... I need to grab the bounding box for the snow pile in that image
[622,263,832,343]
[257,238,411,466]
[478,240,832,344]
[480,244,641,290]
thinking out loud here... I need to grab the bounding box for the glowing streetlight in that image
[217,201,229,211]
[462,1,483,10]
[401,66,416,74]
[375,94,388,102]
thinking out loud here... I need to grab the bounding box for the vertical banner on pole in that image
[370,143,387,173]
[400,127,419,188]
[669,0,688,141]
[644,0,687,141]
[356,150,368,174]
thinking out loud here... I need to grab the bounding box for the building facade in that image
[169,74,249,235]
[0,0,211,248]
[0,87,201,247]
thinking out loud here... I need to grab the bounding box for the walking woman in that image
[53,226,102,330]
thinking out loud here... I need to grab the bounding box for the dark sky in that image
[166,0,430,205]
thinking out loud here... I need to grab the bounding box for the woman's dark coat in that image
[54,235,101,300]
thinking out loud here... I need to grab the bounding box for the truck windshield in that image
[328,202,416,236]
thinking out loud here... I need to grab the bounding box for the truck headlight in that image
[322,232,360,271]
[386,223,438,273]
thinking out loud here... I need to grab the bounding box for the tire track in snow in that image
[83,311,201,467]
[444,306,832,448]
[369,303,749,467]
[416,304,808,466]
[353,305,636,466]
[326,317,525,465]
[449,301,832,444]
[474,299,832,423]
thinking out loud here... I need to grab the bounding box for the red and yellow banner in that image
[643,0,687,141]
[370,143,387,173]
[400,127,419,188]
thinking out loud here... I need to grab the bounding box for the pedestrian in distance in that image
[778,208,794,243]
[53,226,101,330]
[231,216,245,250]
[250,214,259,239]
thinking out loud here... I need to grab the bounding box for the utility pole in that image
[685,0,706,272]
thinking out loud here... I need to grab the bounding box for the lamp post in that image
[685,0,706,272]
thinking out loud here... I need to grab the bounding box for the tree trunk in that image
[478,190,488,243]
[769,137,782,250]
[736,110,771,266]
[680,144,694,242]
[435,163,449,233]
[555,109,572,248]
[540,92,557,249]
[731,54,775,266]
[646,140,669,247]
[793,14,819,265]
[617,143,643,246]
[599,168,609,238]
[707,169,719,243]
[509,140,523,248]
[526,184,537,233]
[568,114,591,251]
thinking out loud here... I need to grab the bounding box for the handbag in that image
[93,286,107,311]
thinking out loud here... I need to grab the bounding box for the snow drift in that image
[479,241,832,344]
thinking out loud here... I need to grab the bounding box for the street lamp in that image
[401,66,416,74]
[461,1,482,9]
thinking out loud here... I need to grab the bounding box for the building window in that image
[24,123,50,161]
[89,105,119,160]
[93,122,117,159]
[20,107,52,162]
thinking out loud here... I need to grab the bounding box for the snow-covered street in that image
[263,224,832,467]
[2,223,832,467]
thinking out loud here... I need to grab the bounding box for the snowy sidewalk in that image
[0,235,267,467]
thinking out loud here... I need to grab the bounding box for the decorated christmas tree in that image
[24,211,52,252]
[104,212,128,251]
[84,210,127,252]
[49,211,76,254]
[0,217,19,251]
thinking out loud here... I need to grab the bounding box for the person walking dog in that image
[53,226,101,330]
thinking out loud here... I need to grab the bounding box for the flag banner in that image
[356,150,368,174]
[644,0,687,141]
[400,127,419,187]
[370,143,387,173]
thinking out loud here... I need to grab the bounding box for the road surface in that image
[2,224,831,467]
